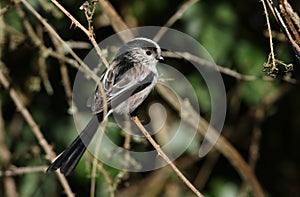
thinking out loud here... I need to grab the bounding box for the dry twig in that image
[154,0,199,41]
[265,0,300,60]
[49,0,109,68]
[90,122,107,197]
[0,97,18,197]
[20,0,109,134]
[163,51,297,83]
[97,0,134,42]
[0,166,47,177]
[156,84,265,197]
[261,0,278,75]
[132,116,204,197]
[0,67,74,197]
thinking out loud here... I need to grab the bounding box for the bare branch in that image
[154,0,199,41]
[132,116,204,197]
[156,84,265,197]
[0,65,75,197]
[48,0,109,68]
[97,0,134,42]
[0,166,47,177]
[0,91,18,197]
[265,0,300,60]
[261,0,277,74]
[163,51,297,83]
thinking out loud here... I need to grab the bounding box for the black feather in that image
[46,113,103,176]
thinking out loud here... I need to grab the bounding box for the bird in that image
[46,37,163,176]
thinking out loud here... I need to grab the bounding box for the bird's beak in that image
[157,55,164,62]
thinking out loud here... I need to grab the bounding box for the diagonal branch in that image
[154,0,199,41]
[0,66,75,197]
[132,116,204,197]
[48,0,110,68]
[20,0,109,133]
[156,84,265,197]
[97,0,134,42]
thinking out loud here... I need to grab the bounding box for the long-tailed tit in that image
[46,38,163,176]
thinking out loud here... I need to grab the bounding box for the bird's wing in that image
[89,61,155,114]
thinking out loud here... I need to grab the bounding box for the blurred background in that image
[0,0,299,196]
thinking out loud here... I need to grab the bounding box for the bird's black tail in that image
[46,113,103,176]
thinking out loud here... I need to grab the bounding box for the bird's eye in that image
[146,49,152,56]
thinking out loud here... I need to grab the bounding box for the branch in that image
[19,0,103,83]
[238,85,289,197]
[265,0,300,60]
[156,84,265,197]
[0,2,14,16]
[0,66,75,197]
[261,0,277,73]
[154,0,199,41]
[0,166,47,177]
[194,150,220,189]
[20,0,109,127]
[0,92,18,197]
[48,0,110,68]
[163,51,297,83]
[90,122,107,197]
[97,0,134,42]
[132,116,204,197]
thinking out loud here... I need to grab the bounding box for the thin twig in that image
[279,0,300,42]
[16,2,82,130]
[238,85,289,197]
[0,66,75,197]
[19,0,98,81]
[156,84,265,197]
[97,163,115,197]
[283,0,300,31]
[261,0,277,71]
[194,150,220,189]
[238,111,263,197]
[90,122,107,197]
[15,4,53,94]
[0,166,47,176]
[132,116,204,197]
[116,155,198,197]
[20,0,109,130]
[97,0,134,42]
[38,51,54,94]
[163,51,297,83]
[49,0,109,68]
[36,25,54,95]
[1,12,23,197]
[265,0,300,60]
[50,30,84,130]
[154,0,199,42]
[0,94,18,197]
[0,2,13,16]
